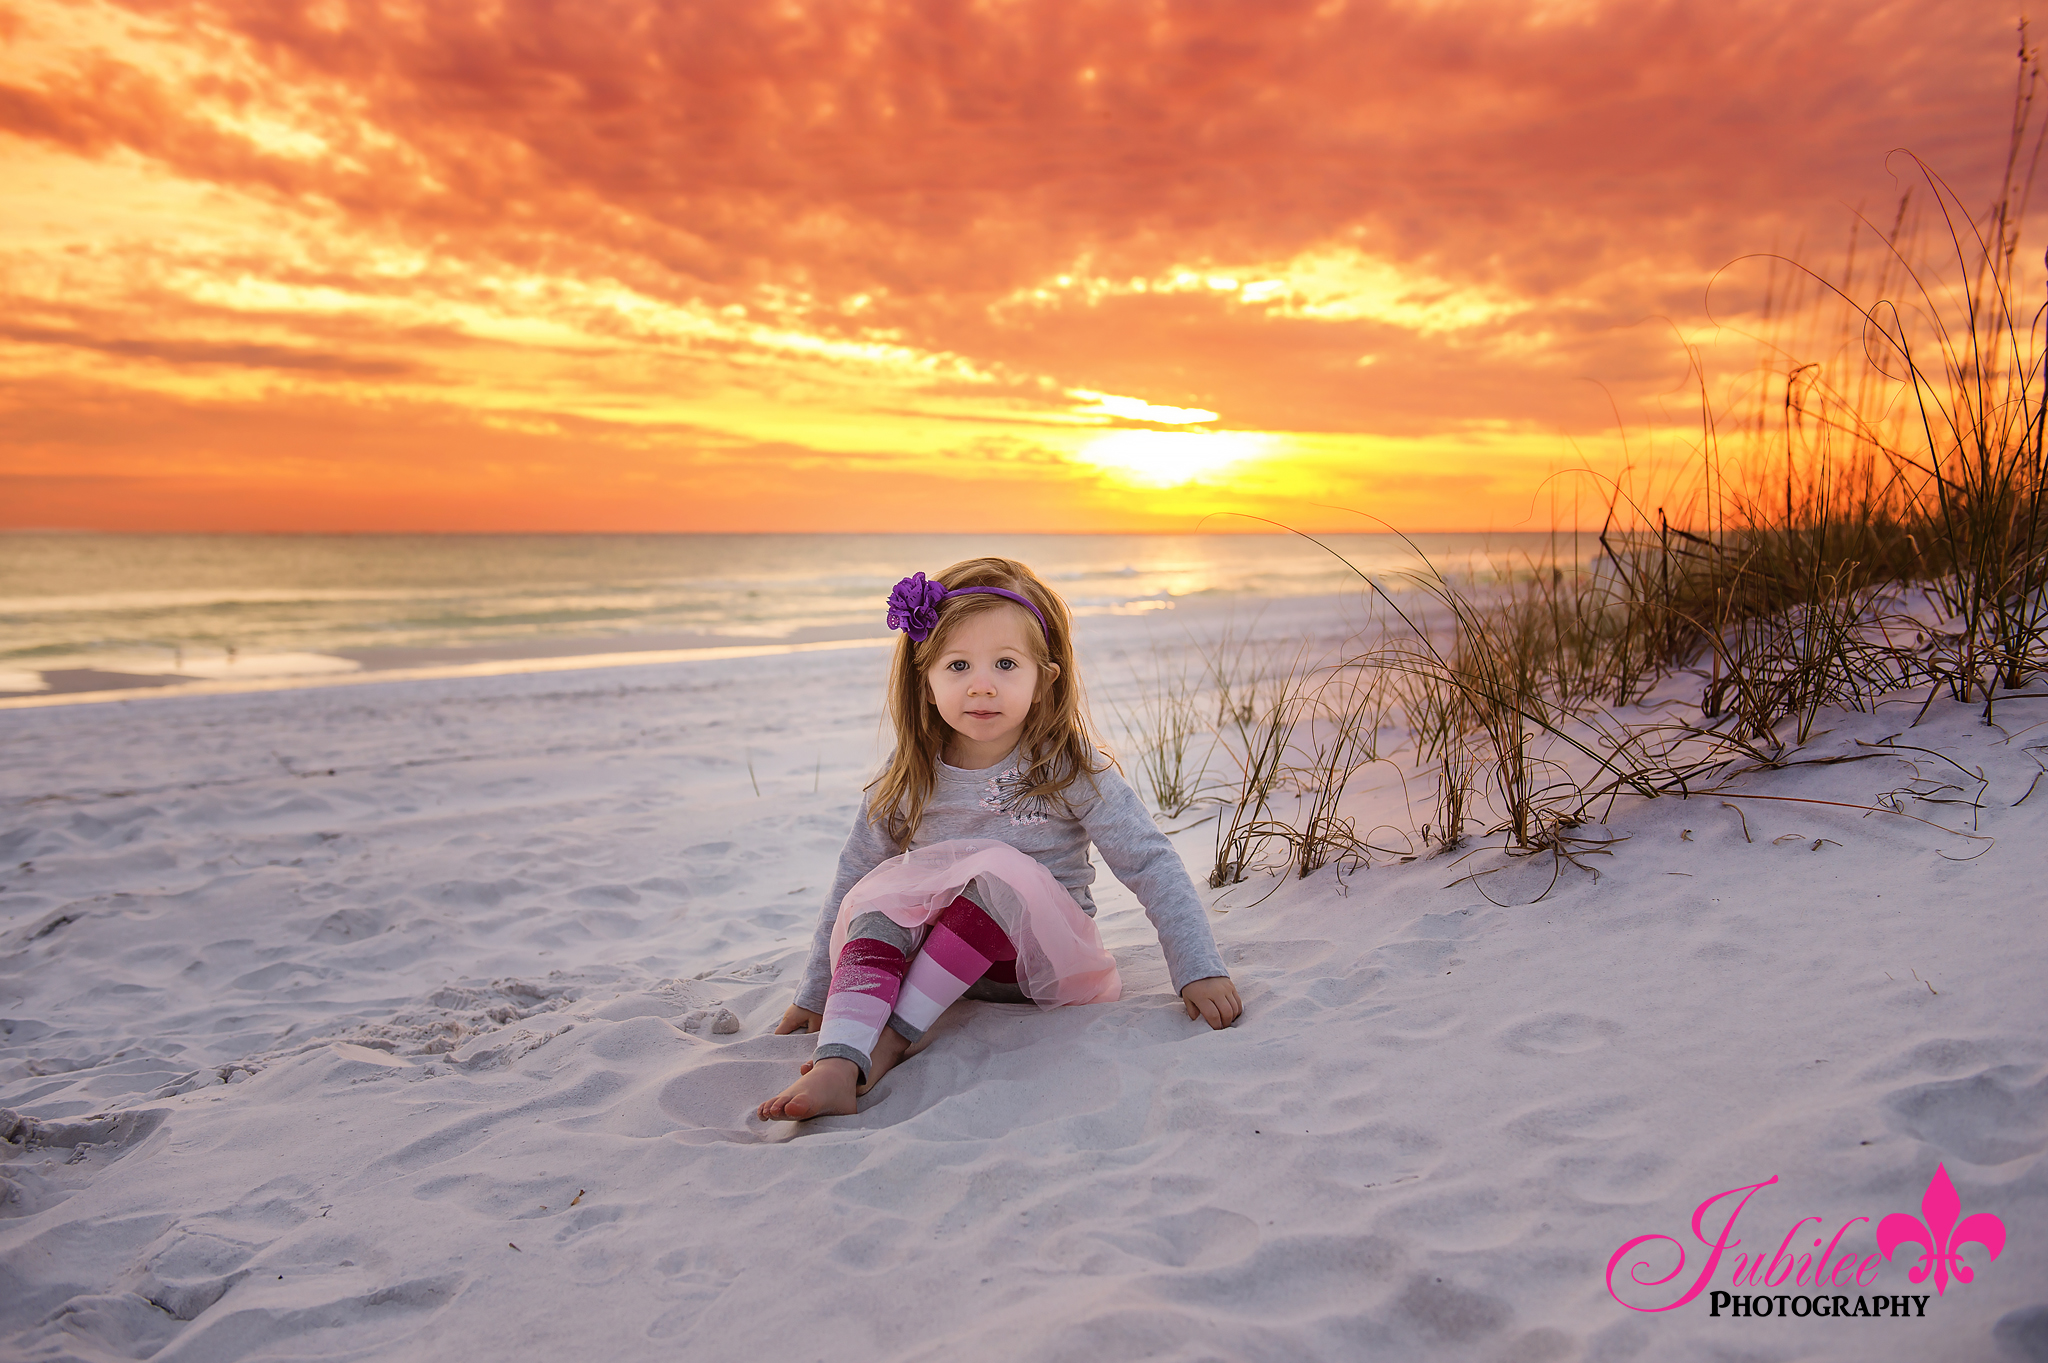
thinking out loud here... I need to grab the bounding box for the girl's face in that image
[924,604,1058,767]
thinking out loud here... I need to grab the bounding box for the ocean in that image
[0,532,1581,695]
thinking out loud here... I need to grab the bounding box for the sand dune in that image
[3,600,2043,1360]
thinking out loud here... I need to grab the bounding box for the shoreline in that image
[0,635,900,710]
[0,589,1380,710]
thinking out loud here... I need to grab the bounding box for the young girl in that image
[758,556,1242,1122]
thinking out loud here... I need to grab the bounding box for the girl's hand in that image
[1180,977,1242,1030]
[774,1006,823,1035]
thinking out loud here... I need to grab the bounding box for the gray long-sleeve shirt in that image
[793,750,1229,1011]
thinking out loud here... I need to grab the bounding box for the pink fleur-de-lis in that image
[1876,1164,2006,1294]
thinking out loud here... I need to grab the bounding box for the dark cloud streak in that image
[0,322,424,376]
[6,0,2017,307]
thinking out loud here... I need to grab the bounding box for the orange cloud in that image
[0,0,2023,531]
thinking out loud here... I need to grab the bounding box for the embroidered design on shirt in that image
[982,765,1050,825]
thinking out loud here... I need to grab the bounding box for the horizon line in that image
[0,526,1564,538]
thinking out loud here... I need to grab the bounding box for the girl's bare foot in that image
[757,1056,860,1121]
[756,1028,940,1122]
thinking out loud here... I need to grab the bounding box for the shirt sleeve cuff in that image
[1167,949,1231,996]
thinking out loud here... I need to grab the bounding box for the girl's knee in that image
[934,893,1017,961]
[846,911,919,954]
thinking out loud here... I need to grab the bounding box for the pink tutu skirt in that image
[828,839,1122,1008]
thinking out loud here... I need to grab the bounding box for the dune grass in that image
[1119,37,2046,897]
[1108,648,1209,819]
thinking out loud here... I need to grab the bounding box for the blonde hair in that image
[867,556,1109,846]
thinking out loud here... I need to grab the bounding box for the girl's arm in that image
[1077,769,1236,1025]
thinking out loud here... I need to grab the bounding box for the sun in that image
[1073,429,1271,488]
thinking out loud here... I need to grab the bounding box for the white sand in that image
[2,596,2043,1361]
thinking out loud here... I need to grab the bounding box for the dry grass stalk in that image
[1170,35,2044,901]
[1109,647,1209,818]
[1204,642,1305,887]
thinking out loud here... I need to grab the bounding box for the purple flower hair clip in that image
[886,572,950,642]
[885,572,1051,644]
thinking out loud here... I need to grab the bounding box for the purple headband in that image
[886,572,1050,645]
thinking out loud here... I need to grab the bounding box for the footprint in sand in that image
[1882,1064,2048,1166]
[1375,1002,1462,1047]
[1221,939,1335,973]
[570,883,642,907]
[1993,1303,2048,1363]
[0,1108,168,1220]
[645,1245,742,1341]
[657,1040,816,1140]
[309,906,387,942]
[1503,1093,1640,1146]
[1092,1206,1262,1269]
[1388,1272,1515,1345]
[125,1226,261,1320]
[1498,1012,1622,1056]
[0,1107,165,1159]
[1858,1035,2004,1083]
[164,1275,463,1357]
[425,877,533,908]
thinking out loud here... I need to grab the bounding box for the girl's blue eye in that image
[996,658,1016,670]
[948,660,968,671]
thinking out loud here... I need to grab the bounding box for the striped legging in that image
[813,894,1022,1080]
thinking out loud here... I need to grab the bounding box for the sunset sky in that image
[0,0,2026,533]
